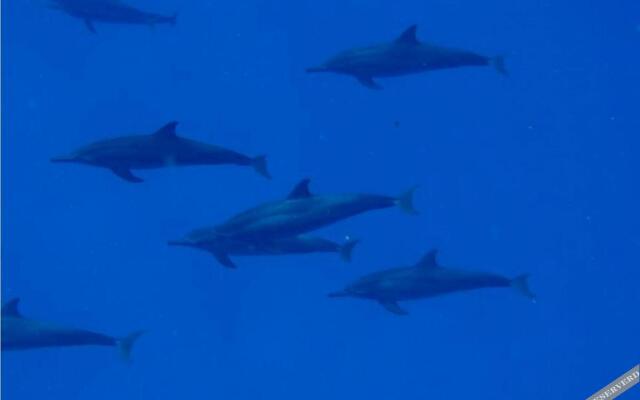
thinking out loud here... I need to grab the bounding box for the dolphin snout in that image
[50,155,77,163]
[167,239,192,247]
[306,66,328,73]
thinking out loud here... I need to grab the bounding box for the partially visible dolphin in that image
[49,0,177,33]
[307,24,507,89]
[168,234,360,269]
[329,250,535,315]
[1,298,144,361]
[179,179,416,262]
[51,121,270,182]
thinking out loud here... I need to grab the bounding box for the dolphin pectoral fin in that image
[379,300,408,316]
[84,19,97,33]
[211,251,237,269]
[356,76,382,90]
[111,168,144,183]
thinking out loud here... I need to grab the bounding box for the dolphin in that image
[306,24,507,89]
[51,121,270,182]
[329,249,535,315]
[172,179,417,266]
[1,298,143,361]
[48,0,177,33]
[168,234,360,269]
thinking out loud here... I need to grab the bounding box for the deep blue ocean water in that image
[2,1,639,399]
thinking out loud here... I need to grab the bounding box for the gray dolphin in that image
[171,179,416,266]
[1,298,143,361]
[49,0,177,33]
[51,121,270,182]
[307,24,507,89]
[329,250,535,315]
[168,234,360,269]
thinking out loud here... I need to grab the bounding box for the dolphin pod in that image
[1,298,143,361]
[329,250,535,315]
[3,6,537,364]
[169,179,416,268]
[51,121,270,182]
[49,0,177,33]
[307,24,507,89]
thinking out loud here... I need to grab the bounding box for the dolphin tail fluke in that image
[339,238,360,263]
[511,274,536,302]
[492,55,508,76]
[117,330,145,363]
[252,155,271,179]
[397,187,419,215]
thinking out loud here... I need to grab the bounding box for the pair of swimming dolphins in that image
[168,179,417,268]
[49,1,505,90]
[2,252,534,363]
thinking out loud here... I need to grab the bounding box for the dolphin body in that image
[168,234,360,269]
[49,0,177,33]
[1,298,143,360]
[172,179,417,267]
[329,250,535,315]
[307,25,507,89]
[51,122,270,182]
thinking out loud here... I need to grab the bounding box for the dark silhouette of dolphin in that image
[168,234,359,269]
[329,249,535,315]
[51,122,270,182]
[1,298,143,361]
[48,0,177,33]
[307,24,507,89]
[171,179,416,267]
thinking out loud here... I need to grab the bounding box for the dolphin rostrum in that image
[168,234,360,269]
[307,24,507,89]
[51,121,270,182]
[329,249,535,315]
[1,298,144,361]
[49,0,177,33]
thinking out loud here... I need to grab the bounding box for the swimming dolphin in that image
[1,298,143,361]
[307,24,507,89]
[51,122,270,182]
[49,0,177,33]
[172,179,416,266]
[168,234,360,269]
[329,250,535,315]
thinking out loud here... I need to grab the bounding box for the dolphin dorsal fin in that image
[287,179,313,199]
[395,25,419,45]
[415,249,439,269]
[153,121,179,139]
[2,298,22,317]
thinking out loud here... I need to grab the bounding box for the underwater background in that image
[2,0,639,399]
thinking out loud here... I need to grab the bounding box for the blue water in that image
[2,1,639,399]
